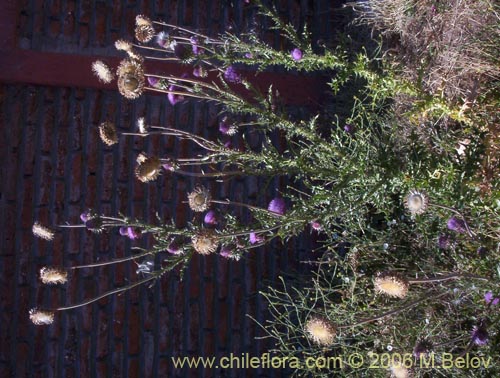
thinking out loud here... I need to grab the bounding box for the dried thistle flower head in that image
[136,14,152,27]
[40,267,68,285]
[304,316,336,346]
[191,230,218,255]
[390,363,412,378]
[92,60,114,83]
[32,222,55,241]
[374,272,409,299]
[117,59,145,100]
[135,156,162,182]
[115,39,132,52]
[135,15,155,43]
[98,122,118,146]
[29,308,55,325]
[404,190,429,215]
[187,186,212,212]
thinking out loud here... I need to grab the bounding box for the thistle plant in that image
[29,2,500,377]
[30,187,310,324]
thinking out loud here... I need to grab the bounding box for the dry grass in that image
[347,0,500,195]
[348,0,500,102]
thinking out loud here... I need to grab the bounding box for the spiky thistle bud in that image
[40,267,68,285]
[32,222,55,241]
[29,308,55,325]
[92,60,114,84]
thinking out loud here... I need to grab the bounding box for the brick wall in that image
[0,1,345,377]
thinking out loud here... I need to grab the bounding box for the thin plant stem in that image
[176,169,243,178]
[407,272,488,284]
[152,21,220,43]
[429,203,475,238]
[69,250,156,270]
[53,274,159,311]
[145,86,213,101]
[149,126,219,148]
[100,216,126,222]
[217,224,283,238]
[210,199,284,217]
[147,74,218,92]
[143,56,180,61]
[131,43,169,53]
[338,292,448,329]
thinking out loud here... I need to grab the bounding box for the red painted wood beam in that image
[0,49,326,107]
[0,0,326,108]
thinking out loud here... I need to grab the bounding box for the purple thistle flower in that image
[126,227,141,240]
[147,76,160,87]
[485,291,500,306]
[224,66,241,84]
[220,246,241,260]
[311,220,322,231]
[84,217,103,233]
[471,326,489,346]
[291,48,303,61]
[204,210,218,225]
[173,43,190,60]
[224,140,232,149]
[447,217,466,234]
[156,31,169,48]
[485,291,494,303]
[162,162,175,172]
[344,124,355,134]
[244,52,253,59]
[80,210,92,223]
[167,240,181,255]
[412,339,433,358]
[220,245,233,258]
[249,232,264,245]
[218,117,232,135]
[193,66,207,78]
[119,226,128,236]
[268,197,286,215]
[167,85,184,105]
[438,234,451,249]
[190,36,203,55]
[477,246,488,257]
